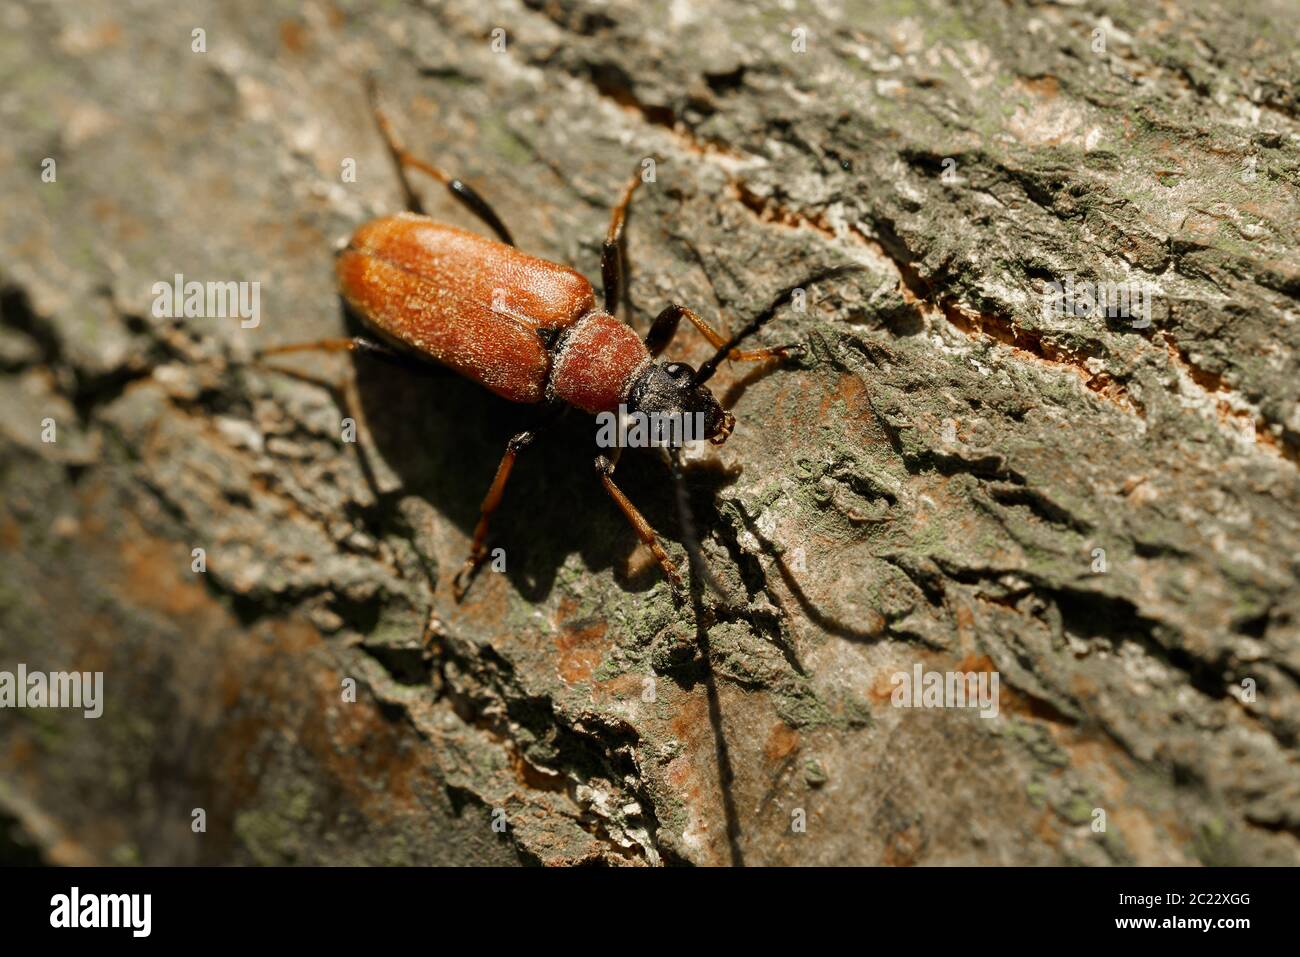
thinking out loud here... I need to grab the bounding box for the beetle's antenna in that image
[668,448,733,607]
[693,264,863,385]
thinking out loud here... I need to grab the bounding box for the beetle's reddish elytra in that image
[262,77,820,600]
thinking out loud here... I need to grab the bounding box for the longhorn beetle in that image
[262,77,851,600]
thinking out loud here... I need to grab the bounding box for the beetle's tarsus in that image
[725,343,799,363]
[452,556,483,602]
[661,556,685,590]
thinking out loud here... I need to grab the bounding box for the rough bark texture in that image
[1,0,1298,866]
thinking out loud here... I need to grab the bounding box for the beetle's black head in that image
[626,361,735,446]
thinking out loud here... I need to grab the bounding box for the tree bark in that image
[1,0,1297,865]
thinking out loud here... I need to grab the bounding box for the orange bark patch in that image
[279,20,309,54]
[592,672,645,706]
[763,723,800,763]
[555,620,610,684]
[1018,75,1060,98]
[0,513,21,550]
[883,821,925,865]
[869,669,898,704]
[955,653,996,673]
[1033,807,1061,847]
[119,537,214,617]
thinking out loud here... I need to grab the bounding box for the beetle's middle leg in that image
[452,419,554,601]
[595,451,684,589]
[366,75,514,246]
[643,304,793,363]
[258,335,439,375]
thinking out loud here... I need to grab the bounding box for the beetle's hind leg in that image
[596,451,684,591]
[366,75,515,246]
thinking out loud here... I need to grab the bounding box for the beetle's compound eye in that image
[664,362,695,383]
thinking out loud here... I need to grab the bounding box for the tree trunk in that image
[1,0,1297,865]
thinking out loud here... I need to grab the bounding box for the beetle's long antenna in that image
[668,448,733,607]
[693,264,863,385]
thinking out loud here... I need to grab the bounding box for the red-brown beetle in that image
[263,79,842,600]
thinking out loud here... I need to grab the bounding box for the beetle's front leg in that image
[643,304,796,363]
[595,451,683,590]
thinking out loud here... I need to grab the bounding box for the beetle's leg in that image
[600,168,645,315]
[366,75,514,246]
[643,304,794,362]
[452,424,549,600]
[595,451,684,589]
[257,336,439,375]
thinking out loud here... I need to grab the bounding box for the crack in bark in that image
[419,628,667,865]
[727,179,1300,469]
